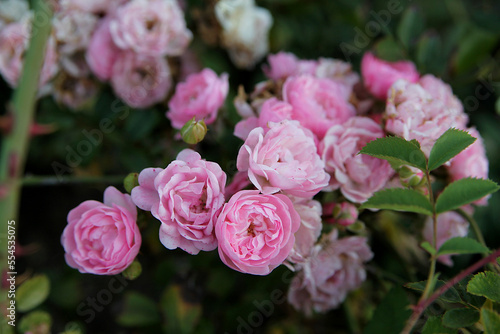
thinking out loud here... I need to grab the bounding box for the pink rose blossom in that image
[385,77,468,156]
[0,20,58,87]
[131,149,227,255]
[111,52,172,108]
[361,52,419,100]
[283,75,356,139]
[215,190,301,275]
[110,0,192,56]
[237,120,330,198]
[423,211,469,266]
[315,57,360,92]
[448,128,489,205]
[234,98,293,140]
[320,117,394,203]
[287,198,322,265]
[288,230,373,315]
[61,186,141,275]
[167,68,229,129]
[86,17,122,81]
[262,52,317,81]
[419,74,464,112]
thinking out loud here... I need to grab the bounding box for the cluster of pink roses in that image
[61,49,490,315]
[0,0,232,117]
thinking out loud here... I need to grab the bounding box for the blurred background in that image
[2,0,500,333]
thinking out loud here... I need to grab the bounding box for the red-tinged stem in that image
[401,247,500,334]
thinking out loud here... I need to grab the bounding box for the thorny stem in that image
[401,247,500,334]
[456,208,500,274]
[0,1,53,331]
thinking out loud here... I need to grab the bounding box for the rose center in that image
[145,19,158,31]
[247,222,256,237]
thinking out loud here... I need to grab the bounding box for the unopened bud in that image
[122,260,142,280]
[399,165,424,188]
[333,202,358,226]
[180,117,207,145]
[124,172,139,194]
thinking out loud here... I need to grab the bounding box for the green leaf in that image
[18,311,52,333]
[454,27,498,74]
[437,237,490,256]
[397,6,424,50]
[360,188,433,216]
[420,241,437,256]
[374,37,406,61]
[124,108,161,142]
[481,308,500,334]
[116,292,160,327]
[467,271,500,303]
[17,274,51,312]
[405,280,462,303]
[161,285,202,334]
[422,316,457,334]
[442,308,480,328]
[416,33,443,75]
[435,178,499,214]
[428,128,476,171]
[363,286,411,334]
[359,136,427,171]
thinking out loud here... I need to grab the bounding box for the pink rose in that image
[61,186,141,275]
[448,128,489,205]
[215,190,301,275]
[0,20,58,87]
[287,198,322,265]
[320,117,394,203]
[283,75,356,139]
[361,52,419,100]
[110,0,192,56]
[86,17,122,81]
[131,149,227,255]
[262,52,317,80]
[166,68,229,129]
[234,98,293,140]
[315,57,360,92]
[385,76,468,156]
[111,52,172,108]
[237,120,330,198]
[422,211,469,266]
[288,230,373,315]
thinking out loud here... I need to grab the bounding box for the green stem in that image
[420,170,438,299]
[22,175,127,186]
[401,169,437,334]
[0,1,53,329]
